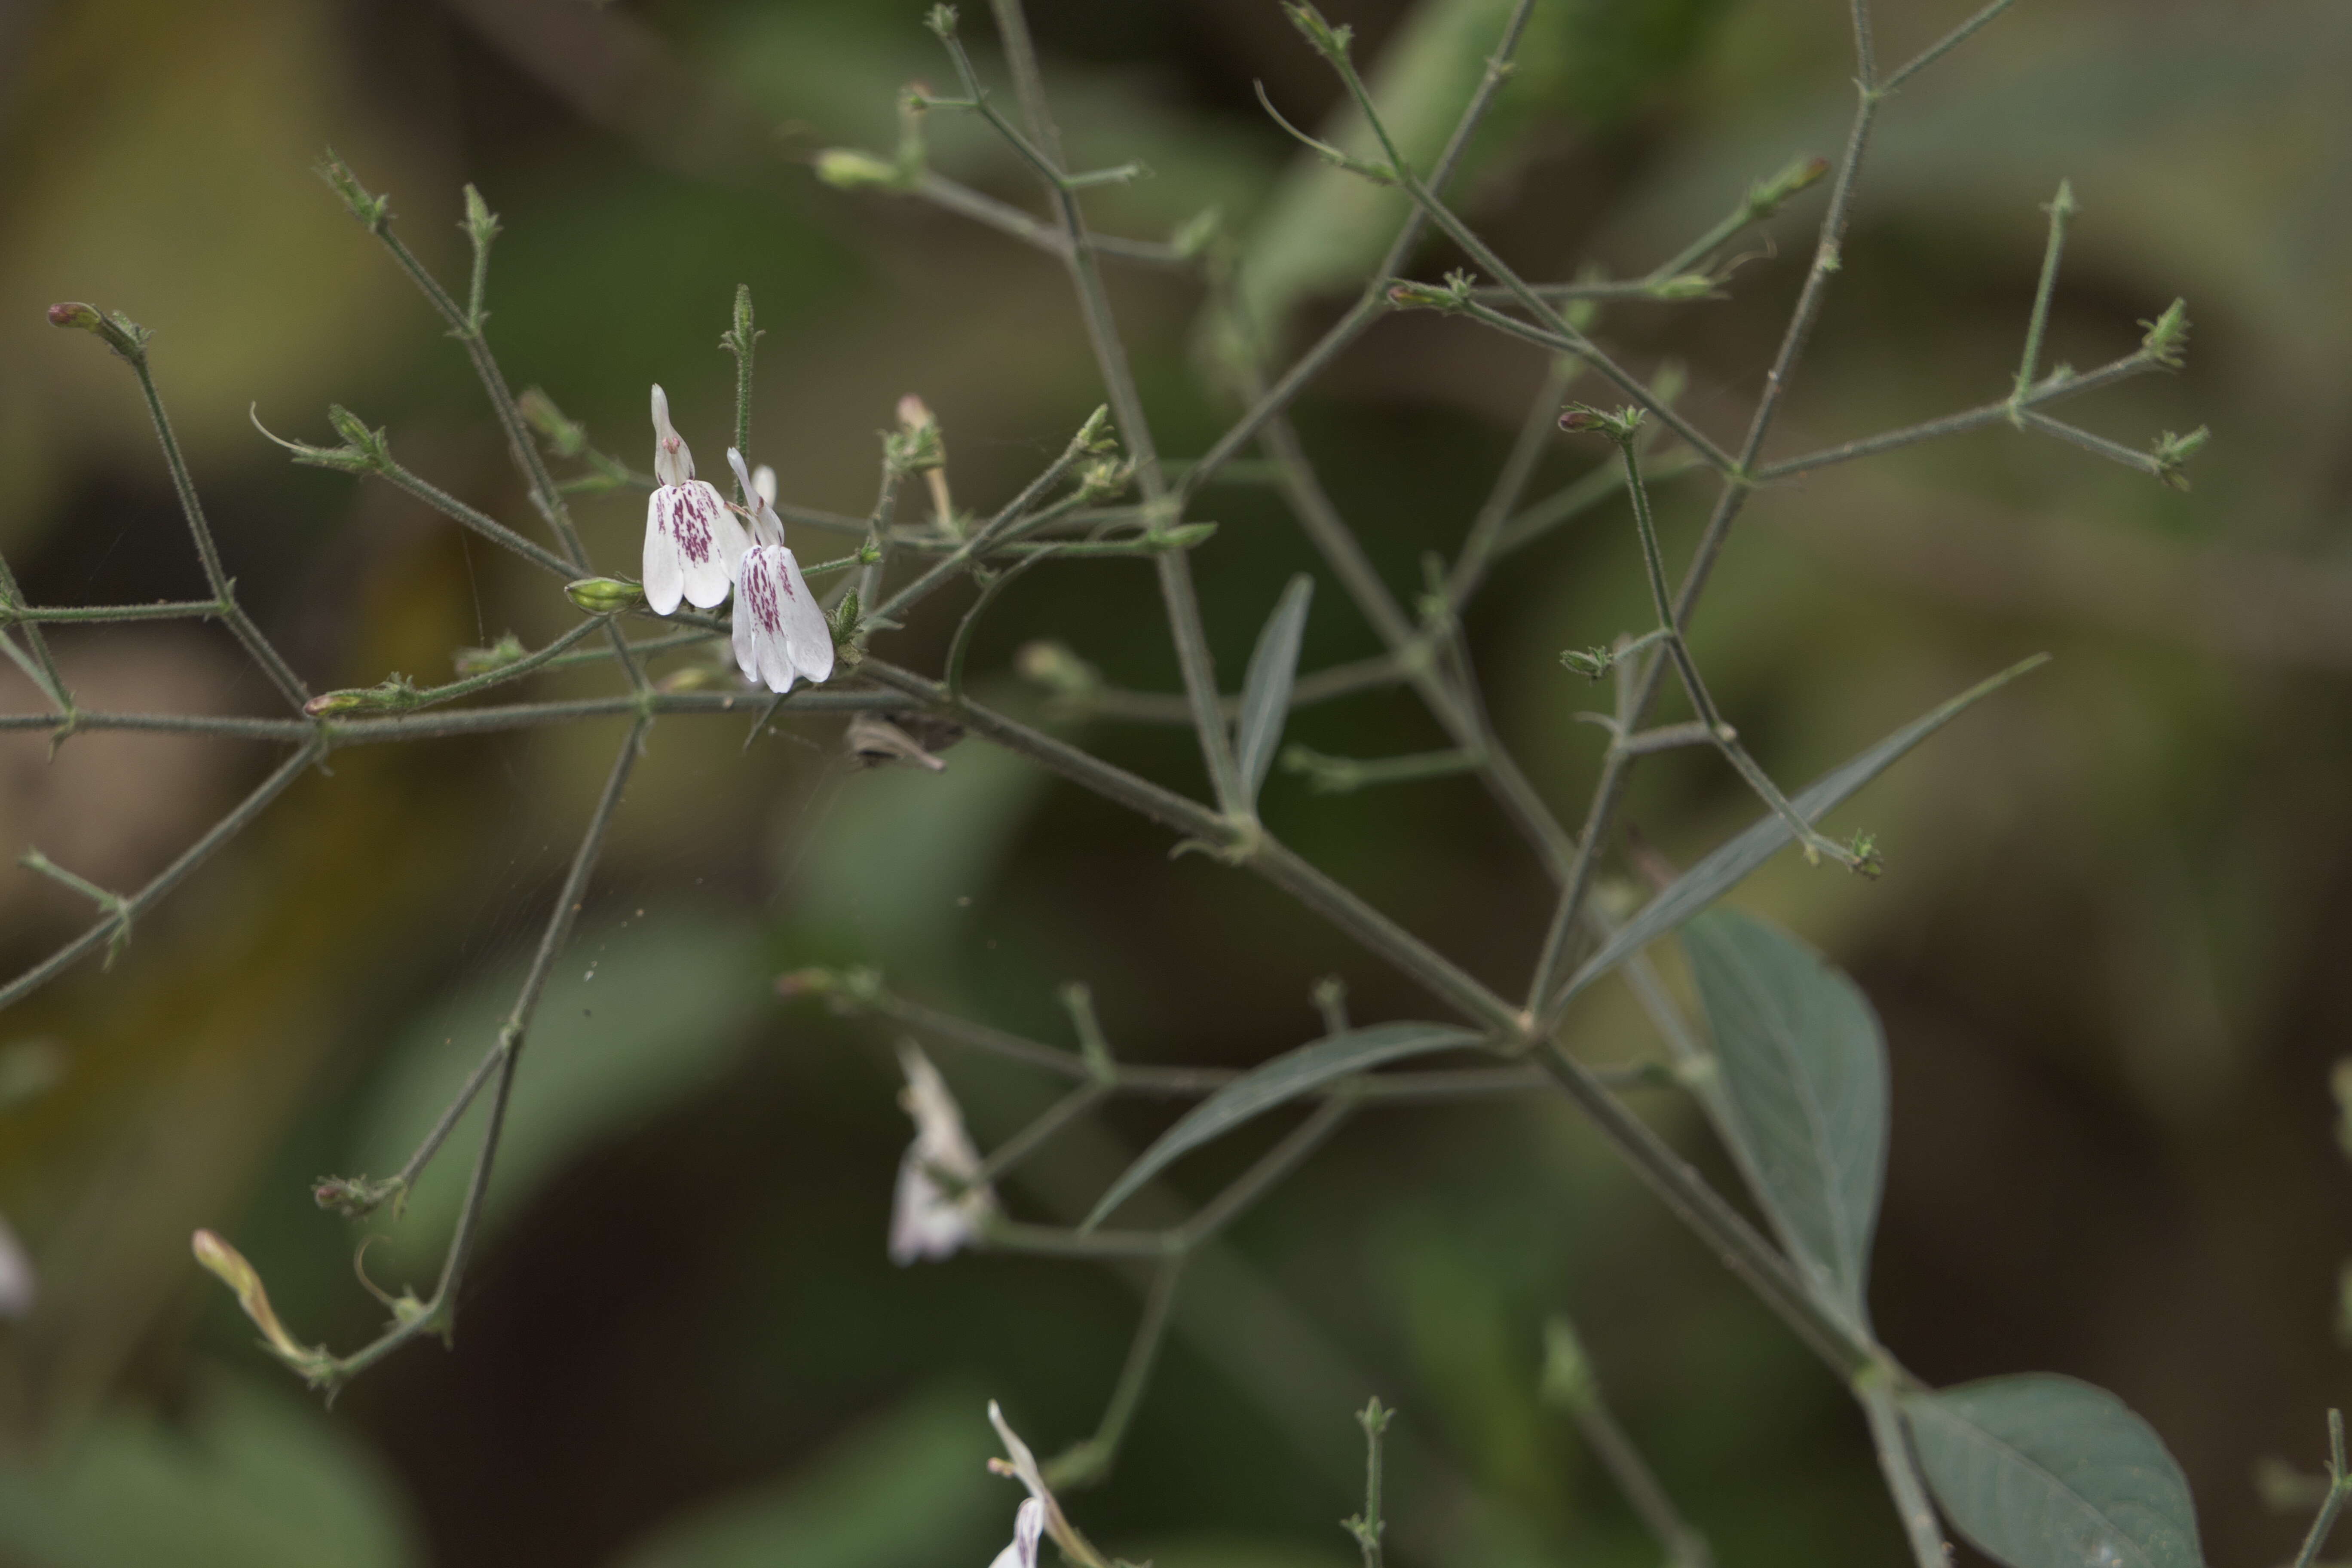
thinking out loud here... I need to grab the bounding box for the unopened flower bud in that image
[1170,206,1223,260]
[2139,298,2191,369]
[48,301,149,361]
[192,1229,330,1379]
[518,388,589,457]
[1557,404,1643,441]
[1747,154,1831,218]
[1014,640,1100,700]
[461,182,501,248]
[303,674,420,717]
[453,633,527,676]
[316,149,391,231]
[1539,1316,1596,1411]
[567,576,646,615]
[324,404,390,467]
[815,148,906,191]
[1559,646,1614,681]
[1282,1,1353,60]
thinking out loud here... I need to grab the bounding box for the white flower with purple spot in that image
[725,447,835,695]
[888,1042,993,1264]
[989,1498,1044,1568]
[642,384,748,615]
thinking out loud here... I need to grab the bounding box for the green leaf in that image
[1902,1375,2204,1568]
[612,1386,999,1568]
[0,1368,422,1568]
[1235,574,1316,809]
[1084,1021,1484,1228]
[1551,654,2048,1012]
[1684,909,1886,1330]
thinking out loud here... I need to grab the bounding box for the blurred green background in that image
[1,0,2347,1565]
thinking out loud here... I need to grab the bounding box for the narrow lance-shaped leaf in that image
[1550,653,2050,1014]
[1083,1021,1483,1228]
[1685,909,1886,1332]
[1903,1375,2205,1568]
[1234,574,1316,809]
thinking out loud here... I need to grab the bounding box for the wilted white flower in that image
[888,1043,993,1263]
[725,448,834,694]
[0,1211,33,1320]
[988,1497,1044,1568]
[642,384,748,615]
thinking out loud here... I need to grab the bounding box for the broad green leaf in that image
[1235,574,1315,808]
[1085,1021,1485,1227]
[1551,654,2048,1012]
[1903,1375,2204,1568]
[348,909,769,1272]
[0,1367,422,1568]
[612,1386,998,1568]
[1684,910,1886,1330]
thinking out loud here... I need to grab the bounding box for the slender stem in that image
[1443,302,1736,474]
[1175,1098,1352,1249]
[373,457,579,580]
[973,1084,1109,1186]
[1549,1317,1712,1568]
[1450,355,1583,604]
[2291,1410,2350,1568]
[1491,453,1704,565]
[124,351,311,711]
[1067,651,1406,726]
[1181,0,1538,501]
[854,452,904,615]
[0,738,323,1012]
[1282,744,1484,794]
[870,411,1103,627]
[2013,183,2074,408]
[725,284,757,502]
[2016,410,2166,478]
[6,599,223,625]
[0,548,70,712]
[326,616,608,715]
[1046,1254,1187,1488]
[1613,436,1859,869]
[1750,352,2161,481]
[325,717,646,1384]
[1532,1043,1876,1378]
[1347,1399,1392,1568]
[1859,1370,1951,1568]
[1880,0,2020,95]
[946,547,1062,698]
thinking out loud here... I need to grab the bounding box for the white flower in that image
[0,1211,32,1320]
[725,448,834,694]
[988,1498,1044,1568]
[642,384,748,615]
[888,1043,993,1263]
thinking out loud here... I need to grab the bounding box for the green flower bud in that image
[814,148,906,192]
[567,576,646,615]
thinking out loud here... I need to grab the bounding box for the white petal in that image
[889,1147,969,1264]
[651,383,693,487]
[0,1211,33,1320]
[753,464,778,505]
[643,492,685,616]
[655,481,743,610]
[725,447,785,548]
[988,1402,1052,1507]
[733,548,796,694]
[775,548,836,685]
[986,1499,1045,1568]
[730,558,762,683]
